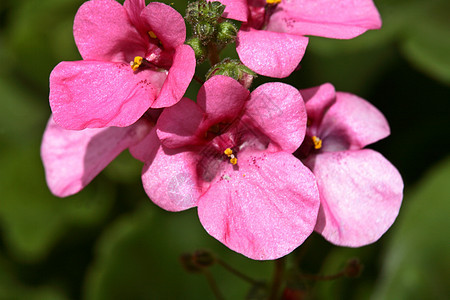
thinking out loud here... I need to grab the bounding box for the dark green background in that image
[0,0,449,299]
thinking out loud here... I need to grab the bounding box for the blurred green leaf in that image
[372,156,450,300]
[400,0,450,85]
[0,253,68,300]
[85,204,273,300]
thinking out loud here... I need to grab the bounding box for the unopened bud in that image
[206,59,257,89]
[344,258,363,278]
[186,37,207,63]
[216,21,237,46]
[192,249,215,267]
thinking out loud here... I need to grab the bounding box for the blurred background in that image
[0,0,449,299]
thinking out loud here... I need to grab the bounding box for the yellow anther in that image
[224,148,233,157]
[312,136,322,150]
[266,0,281,5]
[148,31,157,39]
[130,56,143,71]
[230,157,238,165]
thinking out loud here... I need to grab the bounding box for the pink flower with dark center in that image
[50,0,195,130]
[41,112,159,197]
[217,0,382,78]
[131,75,320,259]
[296,83,403,246]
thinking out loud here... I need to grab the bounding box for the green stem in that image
[208,43,220,66]
[203,269,225,300]
[216,258,259,285]
[268,257,286,300]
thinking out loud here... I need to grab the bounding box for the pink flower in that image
[296,83,403,247]
[41,113,158,197]
[217,0,382,78]
[131,75,320,259]
[50,0,195,130]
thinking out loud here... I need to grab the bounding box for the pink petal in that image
[197,75,249,126]
[41,117,153,197]
[244,82,307,153]
[50,60,166,130]
[141,2,186,49]
[309,150,403,246]
[319,92,390,151]
[236,28,308,78]
[151,45,196,108]
[123,0,146,34]
[268,0,382,39]
[74,0,146,62]
[213,0,248,22]
[300,83,336,133]
[129,126,159,163]
[156,97,205,149]
[141,146,201,212]
[198,151,320,260]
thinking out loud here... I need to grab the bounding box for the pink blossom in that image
[41,114,158,197]
[50,0,195,130]
[217,0,381,78]
[296,83,403,247]
[131,75,320,259]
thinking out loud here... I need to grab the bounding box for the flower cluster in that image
[42,0,403,260]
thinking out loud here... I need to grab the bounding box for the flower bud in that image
[206,59,257,89]
[344,258,363,278]
[194,21,216,44]
[216,21,237,46]
[186,37,207,63]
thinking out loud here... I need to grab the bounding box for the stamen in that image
[224,148,238,165]
[312,136,322,150]
[224,148,233,157]
[130,56,143,71]
[148,31,157,39]
[266,0,281,5]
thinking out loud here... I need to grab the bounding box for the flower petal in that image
[50,60,165,130]
[156,98,205,149]
[141,145,201,212]
[151,45,196,108]
[308,150,403,247]
[198,151,320,260]
[300,83,336,133]
[197,75,249,126]
[74,0,146,62]
[268,0,382,39]
[141,2,186,49]
[123,0,146,34]
[319,92,390,151]
[236,28,308,78]
[213,0,248,22]
[41,117,153,197]
[244,82,307,153]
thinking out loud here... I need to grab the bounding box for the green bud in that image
[186,37,207,63]
[185,0,225,25]
[195,21,216,44]
[206,59,257,89]
[216,21,238,46]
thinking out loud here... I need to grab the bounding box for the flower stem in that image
[216,258,259,285]
[203,269,225,300]
[193,74,205,85]
[268,257,286,300]
[208,43,220,66]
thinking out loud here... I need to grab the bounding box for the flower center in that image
[266,0,281,5]
[224,148,238,165]
[311,136,323,150]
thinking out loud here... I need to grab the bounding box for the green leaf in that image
[373,156,450,300]
[85,204,273,300]
[0,253,68,300]
[400,0,450,85]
